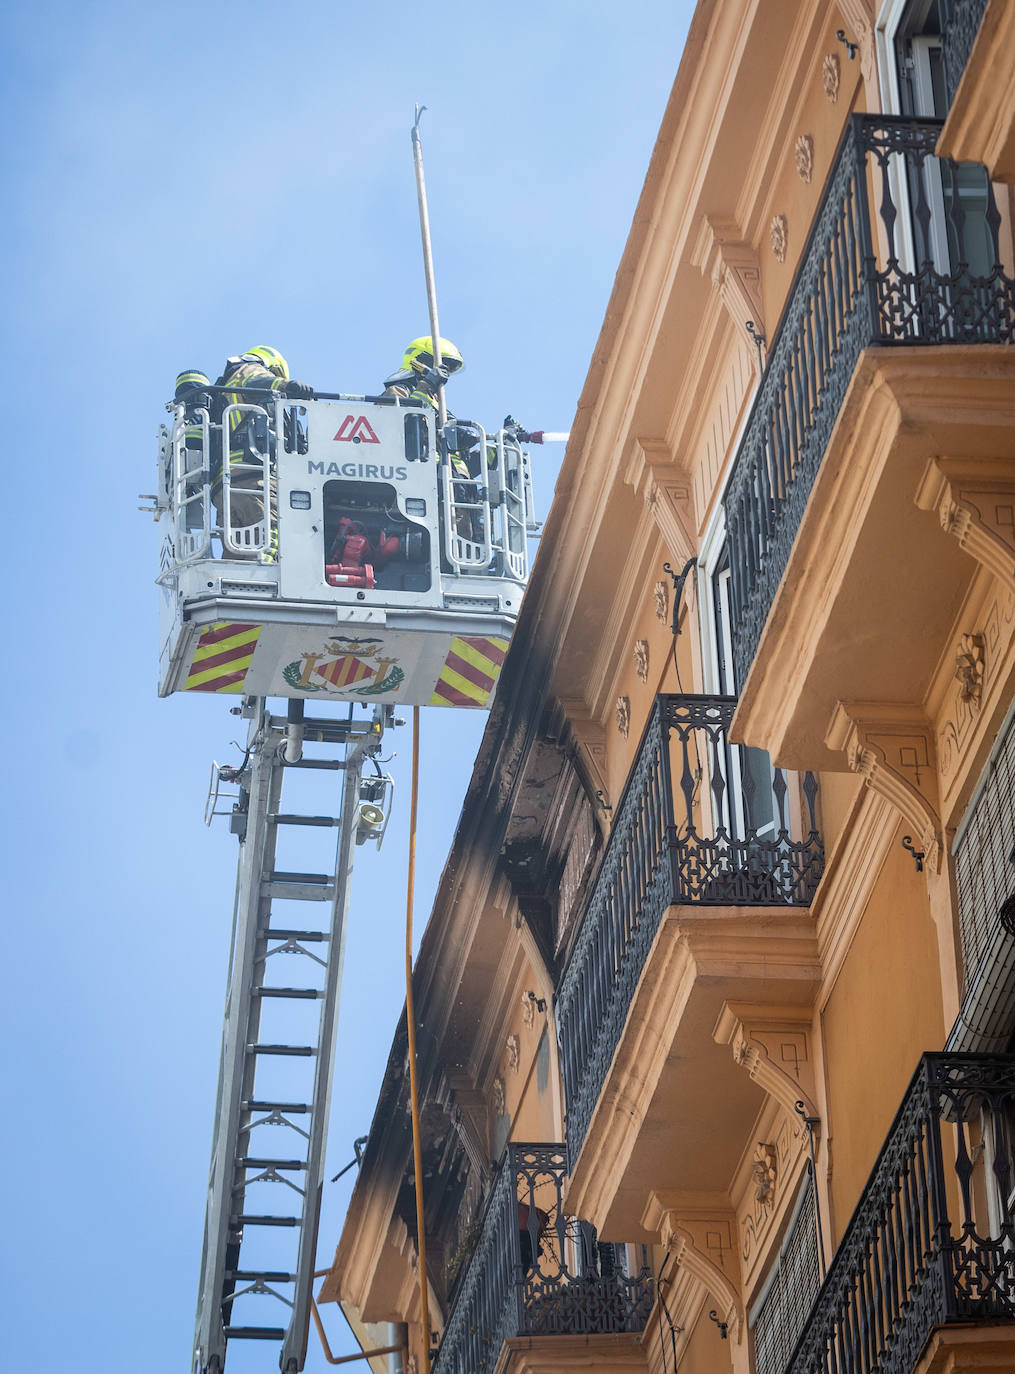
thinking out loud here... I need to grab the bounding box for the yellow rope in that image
[404,705,431,1371]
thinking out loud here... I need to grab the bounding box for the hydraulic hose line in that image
[404,705,432,1371]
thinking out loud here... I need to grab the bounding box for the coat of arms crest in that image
[282,637,405,696]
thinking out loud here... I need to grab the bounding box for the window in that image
[749,1183,821,1374]
[884,0,998,278]
[705,546,777,841]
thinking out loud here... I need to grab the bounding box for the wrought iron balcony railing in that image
[787,1053,1015,1374]
[940,0,990,105]
[555,694,823,1162]
[723,114,1015,688]
[432,1144,653,1374]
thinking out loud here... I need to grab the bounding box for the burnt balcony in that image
[555,694,823,1164]
[723,114,1015,692]
[787,1053,1015,1374]
[432,1143,653,1374]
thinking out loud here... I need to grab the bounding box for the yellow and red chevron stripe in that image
[185,622,261,693]
[430,635,509,708]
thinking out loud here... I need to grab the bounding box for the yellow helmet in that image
[245,346,290,380]
[400,336,464,376]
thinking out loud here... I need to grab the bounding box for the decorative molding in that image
[795,133,814,184]
[916,458,1015,584]
[615,696,631,739]
[505,1033,520,1073]
[634,639,650,683]
[955,632,986,707]
[520,992,535,1029]
[693,216,766,344]
[770,214,788,264]
[822,52,841,103]
[826,701,942,869]
[714,1002,819,1124]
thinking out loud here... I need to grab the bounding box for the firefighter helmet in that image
[400,337,464,376]
[244,346,290,381]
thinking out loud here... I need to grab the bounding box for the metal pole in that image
[411,104,448,430]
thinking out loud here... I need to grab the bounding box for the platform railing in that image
[787,1053,1015,1374]
[723,114,1015,688]
[555,694,823,1162]
[432,1144,653,1374]
[940,0,990,105]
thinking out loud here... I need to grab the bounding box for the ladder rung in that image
[269,870,333,885]
[228,1271,296,1282]
[254,987,323,1000]
[224,1326,287,1340]
[244,1100,312,1113]
[263,928,329,942]
[282,758,346,770]
[239,1157,308,1170]
[247,1043,316,1056]
[264,881,335,902]
[269,813,339,827]
[231,1214,301,1227]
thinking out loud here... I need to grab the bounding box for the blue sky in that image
[1,4,692,1369]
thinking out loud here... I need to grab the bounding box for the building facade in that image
[320,2,1015,1372]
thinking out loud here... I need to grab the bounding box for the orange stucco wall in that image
[820,822,946,1235]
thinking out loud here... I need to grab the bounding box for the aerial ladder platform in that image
[144,385,539,1373]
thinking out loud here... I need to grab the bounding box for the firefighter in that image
[212,347,315,560]
[383,337,482,540]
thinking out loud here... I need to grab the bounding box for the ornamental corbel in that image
[625,437,696,566]
[826,701,942,870]
[916,457,1015,585]
[641,1197,744,1343]
[714,1003,819,1126]
[691,216,766,352]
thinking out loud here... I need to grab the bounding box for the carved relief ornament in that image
[955,633,985,706]
[615,696,631,739]
[634,639,650,683]
[822,52,841,103]
[653,580,670,624]
[770,214,788,264]
[795,134,814,184]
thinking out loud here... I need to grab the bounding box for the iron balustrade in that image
[787,1053,1015,1374]
[955,708,1015,995]
[940,0,990,105]
[555,694,823,1162]
[432,1143,653,1374]
[723,114,1015,688]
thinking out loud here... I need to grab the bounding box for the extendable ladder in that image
[193,698,386,1374]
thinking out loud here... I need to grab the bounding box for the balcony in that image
[950,710,1015,1051]
[725,113,1015,694]
[432,1144,653,1374]
[723,115,1015,769]
[556,694,823,1169]
[787,1053,1015,1374]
